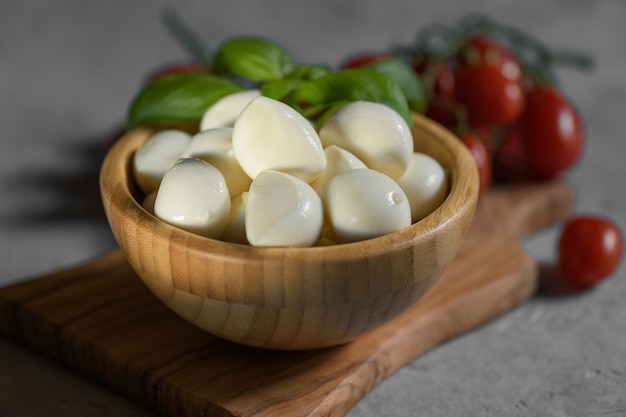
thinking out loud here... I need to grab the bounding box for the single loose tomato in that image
[558,215,624,287]
[460,133,492,198]
[520,86,584,179]
[454,36,525,129]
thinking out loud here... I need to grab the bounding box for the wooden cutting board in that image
[0,181,573,417]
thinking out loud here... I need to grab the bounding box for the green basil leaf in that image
[260,78,302,101]
[261,65,332,103]
[306,101,350,128]
[212,37,296,82]
[365,58,428,113]
[127,73,243,129]
[296,68,412,127]
[286,64,332,81]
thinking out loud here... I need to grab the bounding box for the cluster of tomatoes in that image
[341,20,622,290]
[343,34,585,197]
[414,35,585,194]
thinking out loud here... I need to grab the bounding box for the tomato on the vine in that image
[413,56,457,127]
[520,85,584,179]
[460,133,492,198]
[454,36,525,129]
[492,124,543,183]
[558,215,624,287]
[456,36,519,69]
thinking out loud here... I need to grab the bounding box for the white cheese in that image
[141,191,157,214]
[232,96,326,183]
[183,127,252,198]
[200,89,261,130]
[309,145,367,195]
[319,101,413,179]
[396,152,448,222]
[245,170,323,247]
[221,192,249,244]
[154,158,231,239]
[132,129,191,193]
[324,168,411,242]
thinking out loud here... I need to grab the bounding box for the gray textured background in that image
[1,1,625,416]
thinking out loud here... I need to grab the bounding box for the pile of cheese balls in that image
[133,91,448,247]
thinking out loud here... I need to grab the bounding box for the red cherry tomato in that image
[147,62,208,82]
[460,133,492,198]
[341,53,389,69]
[414,57,457,127]
[454,36,525,129]
[455,65,525,129]
[492,124,543,183]
[520,86,584,179]
[457,36,520,68]
[558,215,624,287]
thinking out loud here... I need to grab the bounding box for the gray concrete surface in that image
[1,1,625,416]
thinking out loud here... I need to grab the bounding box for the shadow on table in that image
[536,263,595,298]
[1,128,123,228]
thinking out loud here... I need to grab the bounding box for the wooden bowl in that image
[100,113,479,350]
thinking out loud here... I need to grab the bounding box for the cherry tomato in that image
[454,36,525,129]
[147,62,208,82]
[460,133,492,198]
[414,56,457,127]
[341,53,389,69]
[456,36,520,69]
[492,124,542,183]
[520,86,584,179]
[558,215,624,287]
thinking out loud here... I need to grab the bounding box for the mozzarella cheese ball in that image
[200,89,261,130]
[182,127,252,198]
[324,168,411,242]
[319,101,413,179]
[221,192,249,244]
[132,129,191,193]
[154,158,231,239]
[309,145,367,195]
[396,152,449,222]
[141,191,157,214]
[245,170,323,247]
[232,96,326,183]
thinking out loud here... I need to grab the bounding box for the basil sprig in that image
[261,64,332,104]
[295,69,412,127]
[126,36,421,130]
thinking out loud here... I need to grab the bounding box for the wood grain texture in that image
[0,181,573,417]
[98,114,479,350]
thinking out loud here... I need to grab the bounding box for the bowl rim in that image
[100,113,479,263]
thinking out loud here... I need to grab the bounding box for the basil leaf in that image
[365,58,428,113]
[261,64,332,103]
[297,68,412,127]
[212,37,296,82]
[306,101,350,128]
[260,78,302,101]
[127,73,243,129]
[286,64,332,80]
